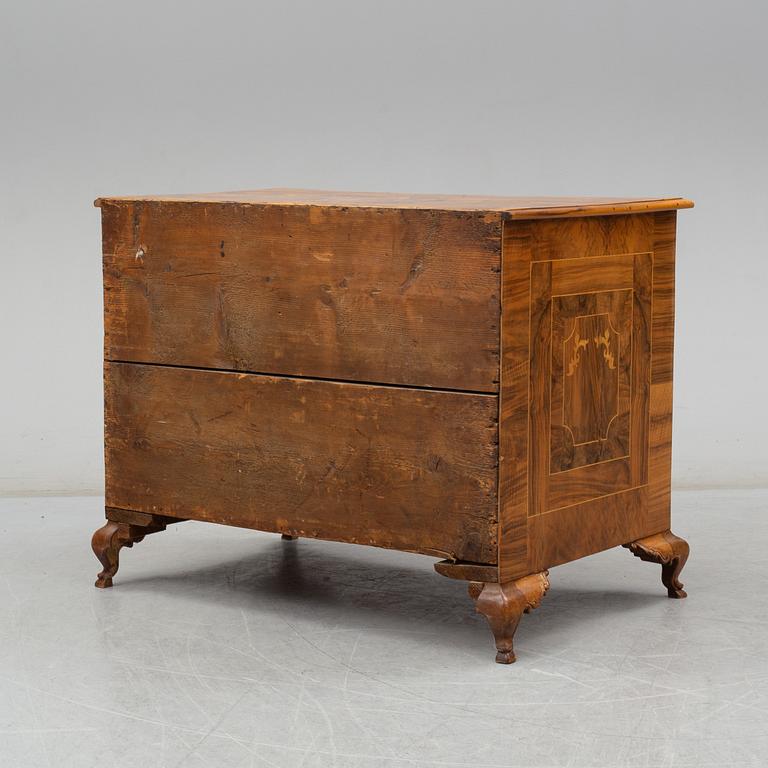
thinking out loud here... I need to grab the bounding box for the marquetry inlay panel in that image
[551,291,632,473]
[562,313,619,444]
[529,252,652,517]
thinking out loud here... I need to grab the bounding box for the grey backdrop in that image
[1,0,766,494]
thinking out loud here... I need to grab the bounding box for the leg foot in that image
[623,530,689,598]
[91,518,169,588]
[469,572,549,664]
[281,533,298,541]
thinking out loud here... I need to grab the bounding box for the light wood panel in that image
[102,201,502,392]
[104,362,499,563]
[96,188,693,219]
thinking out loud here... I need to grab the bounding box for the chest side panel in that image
[104,363,499,563]
[102,202,501,391]
[499,213,676,580]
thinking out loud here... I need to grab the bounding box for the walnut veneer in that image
[92,189,693,663]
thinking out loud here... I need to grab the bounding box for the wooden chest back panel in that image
[499,213,676,580]
[104,362,499,563]
[102,202,502,392]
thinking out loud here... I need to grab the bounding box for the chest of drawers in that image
[92,189,693,663]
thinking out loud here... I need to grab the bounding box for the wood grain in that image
[527,487,666,571]
[527,258,552,524]
[528,249,652,517]
[646,212,678,530]
[550,254,634,294]
[433,560,499,582]
[470,572,549,663]
[95,188,693,220]
[552,295,630,461]
[498,214,676,579]
[104,507,171,526]
[624,530,689,598]
[104,362,499,563]
[496,222,533,582]
[102,201,502,392]
[525,214,656,261]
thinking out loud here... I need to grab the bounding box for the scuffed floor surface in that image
[1,490,766,767]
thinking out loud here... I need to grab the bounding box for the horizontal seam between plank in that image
[105,359,499,397]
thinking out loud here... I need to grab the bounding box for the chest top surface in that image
[95,188,693,219]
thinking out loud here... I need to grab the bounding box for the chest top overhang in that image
[94,188,694,220]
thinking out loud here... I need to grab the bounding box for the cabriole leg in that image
[91,516,171,588]
[623,530,690,598]
[469,571,550,664]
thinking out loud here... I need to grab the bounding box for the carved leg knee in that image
[624,530,689,598]
[91,517,170,588]
[92,521,133,588]
[470,572,549,664]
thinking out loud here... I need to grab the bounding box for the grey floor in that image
[1,490,766,768]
